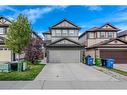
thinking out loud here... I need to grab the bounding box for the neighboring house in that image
[117,30,127,41]
[43,31,51,47]
[79,23,127,64]
[0,16,42,62]
[43,19,83,63]
[0,16,13,62]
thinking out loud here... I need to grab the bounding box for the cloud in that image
[85,6,103,11]
[112,11,127,22]
[79,6,127,30]
[116,23,127,31]
[20,7,56,23]
[36,31,46,40]
[9,6,69,24]
[0,6,17,12]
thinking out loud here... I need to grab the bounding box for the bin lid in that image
[86,55,92,57]
[106,58,115,61]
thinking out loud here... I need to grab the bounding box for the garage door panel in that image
[49,50,80,63]
[100,50,127,64]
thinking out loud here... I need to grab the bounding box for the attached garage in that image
[46,38,83,63]
[86,38,127,64]
[100,50,127,64]
[48,49,80,63]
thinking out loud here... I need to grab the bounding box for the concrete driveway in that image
[1,63,127,89]
[35,63,118,81]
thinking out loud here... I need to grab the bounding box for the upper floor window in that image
[62,30,68,36]
[69,30,75,36]
[74,30,78,36]
[45,34,51,40]
[108,32,113,38]
[88,32,95,38]
[100,32,105,38]
[51,30,55,36]
[0,28,5,34]
[56,30,61,36]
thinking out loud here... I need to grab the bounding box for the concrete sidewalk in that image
[114,64,127,72]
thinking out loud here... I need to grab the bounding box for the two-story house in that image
[79,23,127,64]
[43,19,83,63]
[0,16,13,62]
[0,16,42,62]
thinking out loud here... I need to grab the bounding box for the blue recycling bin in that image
[85,55,93,65]
[106,59,115,69]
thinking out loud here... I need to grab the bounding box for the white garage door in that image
[48,50,80,63]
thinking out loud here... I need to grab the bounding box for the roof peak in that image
[49,18,80,29]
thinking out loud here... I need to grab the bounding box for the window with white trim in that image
[89,32,95,38]
[55,30,61,36]
[0,28,5,34]
[62,30,68,36]
[108,32,113,38]
[100,32,105,38]
[69,30,75,36]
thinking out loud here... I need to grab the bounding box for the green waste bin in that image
[17,61,23,72]
[0,63,11,72]
[17,61,28,71]
[22,61,28,71]
[95,58,102,66]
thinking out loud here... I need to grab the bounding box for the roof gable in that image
[56,39,78,45]
[99,23,119,31]
[106,39,127,45]
[0,16,11,25]
[87,38,127,49]
[47,38,82,47]
[50,19,80,29]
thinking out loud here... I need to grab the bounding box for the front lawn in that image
[0,64,45,81]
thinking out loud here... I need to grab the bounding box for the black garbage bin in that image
[10,62,18,71]
[101,59,107,67]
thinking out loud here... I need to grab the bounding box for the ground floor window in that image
[0,48,10,50]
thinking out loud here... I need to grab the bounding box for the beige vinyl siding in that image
[52,37,78,42]
[87,39,109,47]
[0,50,12,62]
[79,33,87,45]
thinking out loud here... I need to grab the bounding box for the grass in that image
[111,68,127,76]
[95,65,127,76]
[0,64,45,81]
